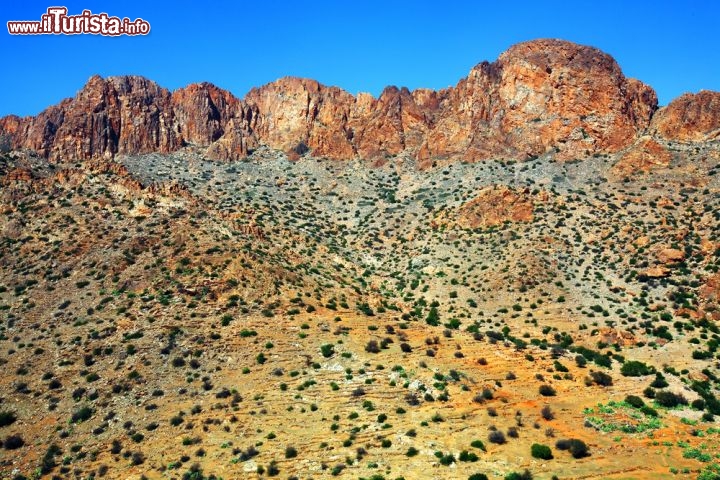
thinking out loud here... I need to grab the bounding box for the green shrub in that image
[71,406,93,423]
[640,405,658,417]
[505,470,533,480]
[556,438,589,458]
[470,439,486,451]
[589,371,613,386]
[458,450,479,462]
[625,395,645,409]
[531,443,553,460]
[320,344,335,358]
[468,475,489,480]
[655,391,687,408]
[3,434,24,450]
[0,411,17,427]
[553,361,568,373]
[621,361,654,377]
[438,453,455,465]
[539,385,556,396]
[650,373,669,388]
[426,306,440,326]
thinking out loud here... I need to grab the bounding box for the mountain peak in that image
[0,39,718,163]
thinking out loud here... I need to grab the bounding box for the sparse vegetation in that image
[0,127,717,479]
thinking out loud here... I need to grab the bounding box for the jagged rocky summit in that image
[1,39,719,164]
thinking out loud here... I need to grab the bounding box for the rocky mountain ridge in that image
[1,39,719,165]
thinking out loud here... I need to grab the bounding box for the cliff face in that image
[243,78,444,160]
[0,77,259,162]
[1,39,717,164]
[1,76,181,160]
[443,40,657,161]
[244,40,662,163]
[171,82,258,160]
[419,40,659,162]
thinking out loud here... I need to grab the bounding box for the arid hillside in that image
[0,39,720,480]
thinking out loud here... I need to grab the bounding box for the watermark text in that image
[8,7,150,36]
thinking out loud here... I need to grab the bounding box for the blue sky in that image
[1,1,718,116]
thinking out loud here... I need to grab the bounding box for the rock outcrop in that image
[0,76,180,161]
[611,137,673,177]
[433,185,548,229]
[656,247,685,264]
[651,90,720,141]
[0,77,256,162]
[244,78,441,160]
[245,40,659,163]
[171,82,258,160]
[419,40,658,162]
[1,39,719,164]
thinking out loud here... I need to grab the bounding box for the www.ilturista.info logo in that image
[7,7,150,36]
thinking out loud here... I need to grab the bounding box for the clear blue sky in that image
[1,1,719,117]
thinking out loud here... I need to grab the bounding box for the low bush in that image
[531,443,552,460]
[556,438,589,458]
[0,411,17,427]
[655,390,688,408]
[488,430,506,444]
[539,385,556,396]
[3,434,24,450]
[625,395,645,408]
[621,361,655,377]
